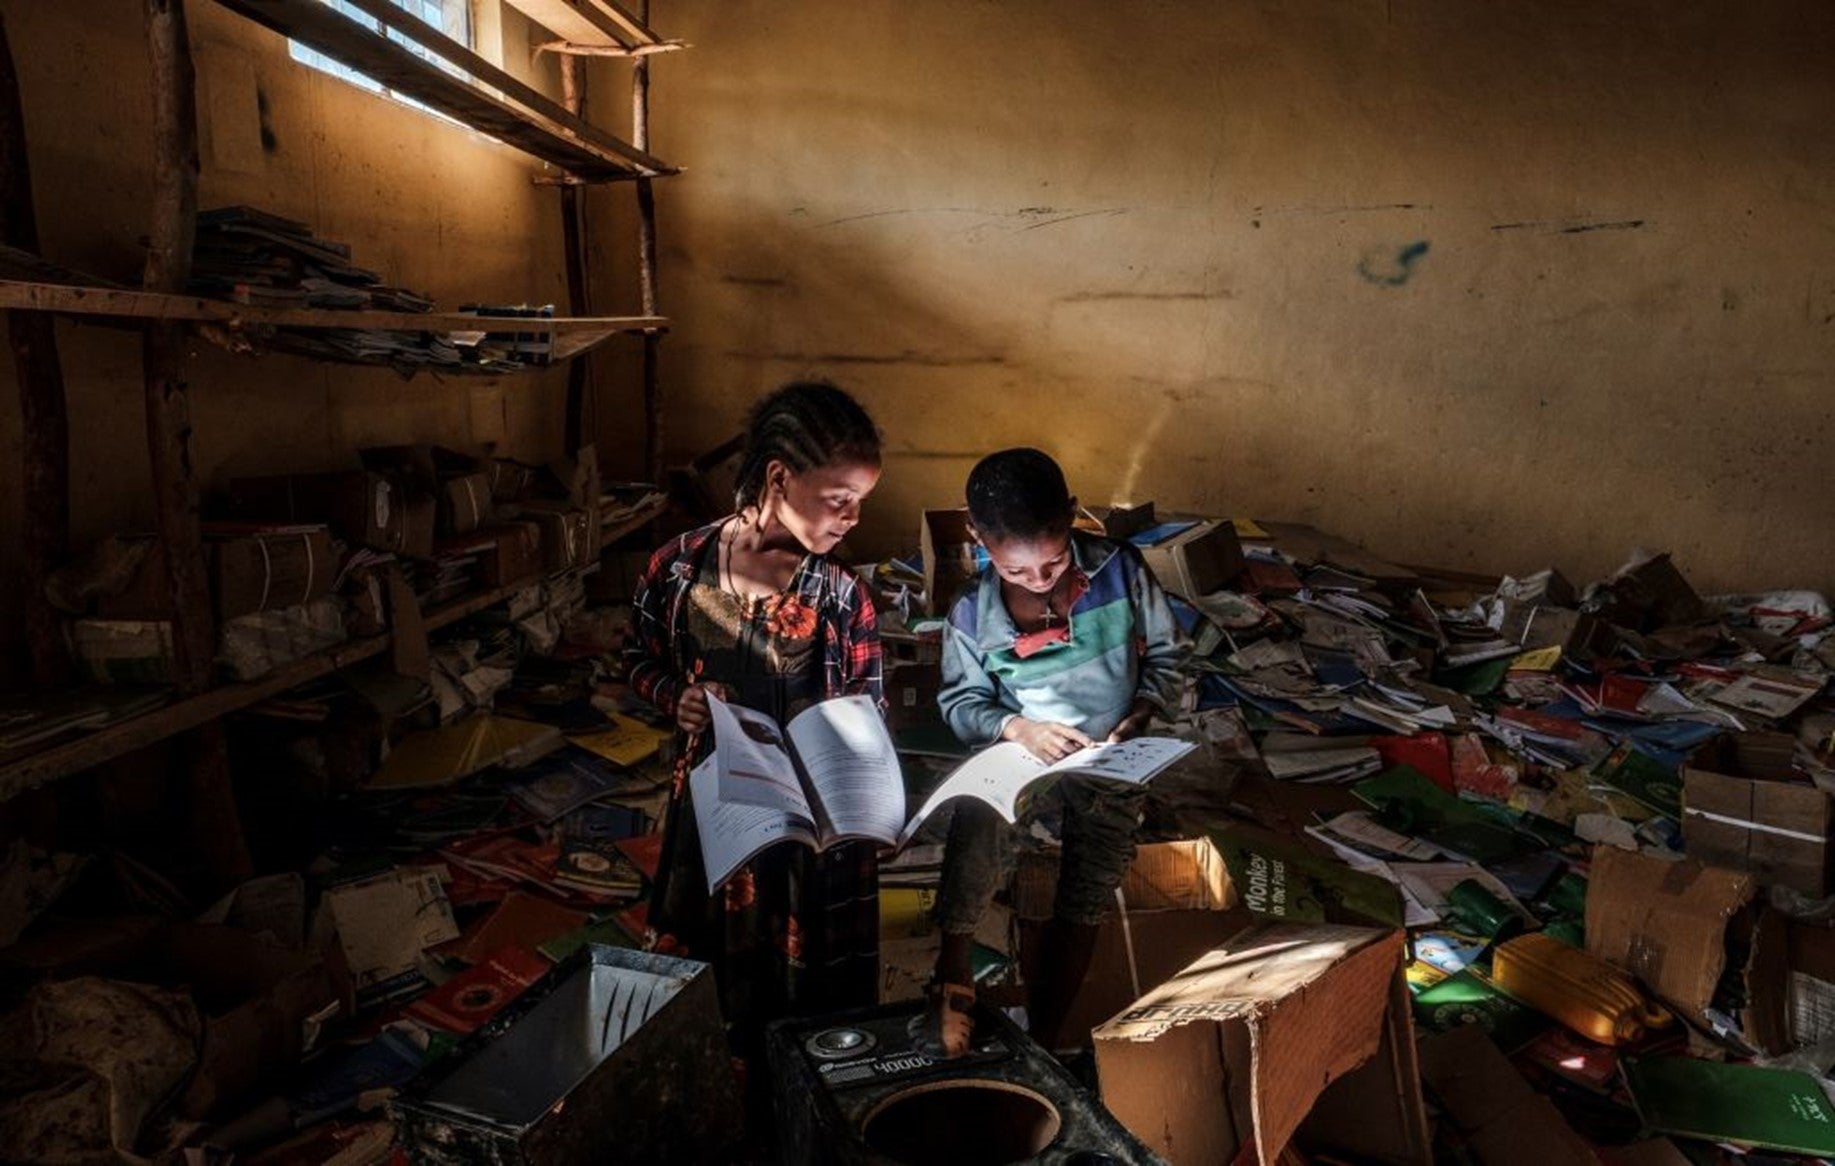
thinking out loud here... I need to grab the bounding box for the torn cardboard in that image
[1584,845,1788,1052]
[1093,922,1427,1166]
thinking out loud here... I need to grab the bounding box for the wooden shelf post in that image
[0,12,71,688]
[144,0,252,886]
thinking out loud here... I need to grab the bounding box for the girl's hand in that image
[1003,717,1094,762]
[1107,701,1154,743]
[676,682,728,735]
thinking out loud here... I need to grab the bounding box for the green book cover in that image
[1353,764,1525,863]
[1207,822,1404,928]
[1592,744,1682,819]
[1412,968,1551,1053]
[1623,1055,1835,1156]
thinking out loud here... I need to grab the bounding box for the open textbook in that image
[690,693,1195,891]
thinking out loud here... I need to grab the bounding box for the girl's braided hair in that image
[733,381,881,511]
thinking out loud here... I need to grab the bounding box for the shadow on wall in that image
[638,0,1835,592]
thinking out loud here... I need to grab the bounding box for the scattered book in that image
[1622,1055,1835,1156]
[405,947,548,1034]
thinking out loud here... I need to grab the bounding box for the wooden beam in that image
[211,0,674,179]
[143,0,212,694]
[0,280,666,333]
[503,0,665,49]
[145,0,252,887]
[559,53,590,453]
[0,12,71,687]
[633,0,662,481]
[534,39,683,58]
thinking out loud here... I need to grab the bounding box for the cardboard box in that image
[920,508,979,615]
[520,503,594,572]
[70,619,176,685]
[883,660,943,733]
[1014,839,1245,1046]
[1093,923,1429,1166]
[1585,845,1789,1052]
[442,472,493,535]
[474,522,544,588]
[1788,920,1835,1046]
[1683,731,1830,896]
[1135,518,1245,600]
[1091,501,1157,540]
[1418,1024,1601,1165]
[226,471,406,554]
[211,529,342,619]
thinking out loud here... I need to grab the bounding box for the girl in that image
[626,381,885,1040]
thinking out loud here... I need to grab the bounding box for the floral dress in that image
[626,520,884,1041]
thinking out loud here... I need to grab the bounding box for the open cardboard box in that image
[1135,518,1244,600]
[1585,845,1789,1053]
[920,508,979,615]
[1093,922,1429,1166]
[1682,731,1830,897]
[1012,838,1248,1050]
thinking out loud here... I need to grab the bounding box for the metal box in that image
[391,945,740,1164]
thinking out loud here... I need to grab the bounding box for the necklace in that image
[1038,600,1060,628]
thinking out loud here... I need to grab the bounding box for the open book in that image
[690,694,1195,891]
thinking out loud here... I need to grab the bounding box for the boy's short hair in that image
[965,448,1074,541]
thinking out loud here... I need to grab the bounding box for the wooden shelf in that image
[0,279,665,370]
[0,498,672,800]
[0,280,663,334]
[1,566,557,802]
[212,0,677,180]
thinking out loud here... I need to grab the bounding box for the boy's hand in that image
[675,682,729,735]
[1003,717,1094,762]
[1106,701,1154,743]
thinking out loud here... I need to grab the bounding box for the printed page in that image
[1042,735,1195,784]
[689,757,818,893]
[707,693,811,816]
[897,741,1049,845]
[785,695,907,847]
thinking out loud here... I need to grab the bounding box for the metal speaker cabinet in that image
[391,945,741,1164]
[766,1000,1164,1166]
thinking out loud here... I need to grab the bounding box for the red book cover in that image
[455,891,586,965]
[615,832,665,881]
[1370,732,1455,792]
[406,947,548,1033]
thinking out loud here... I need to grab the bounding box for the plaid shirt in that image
[625,521,885,715]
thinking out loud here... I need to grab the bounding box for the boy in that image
[925,448,1187,1055]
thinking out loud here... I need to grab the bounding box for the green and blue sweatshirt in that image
[938,532,1188,746]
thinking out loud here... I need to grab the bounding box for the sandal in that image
[909,980,977,1059]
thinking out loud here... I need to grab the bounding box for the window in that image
[289,0,474,108]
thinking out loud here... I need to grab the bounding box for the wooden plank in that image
[146,0,252,886]
[0,11,72,687]
[633,0,663,481]
[559,52,590,453]
[330,0,667,176]
[210,0,673,179]
[504,0,664,49]
[0,572,552,801]
[0,279,666,333]
[143,0,213,694]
